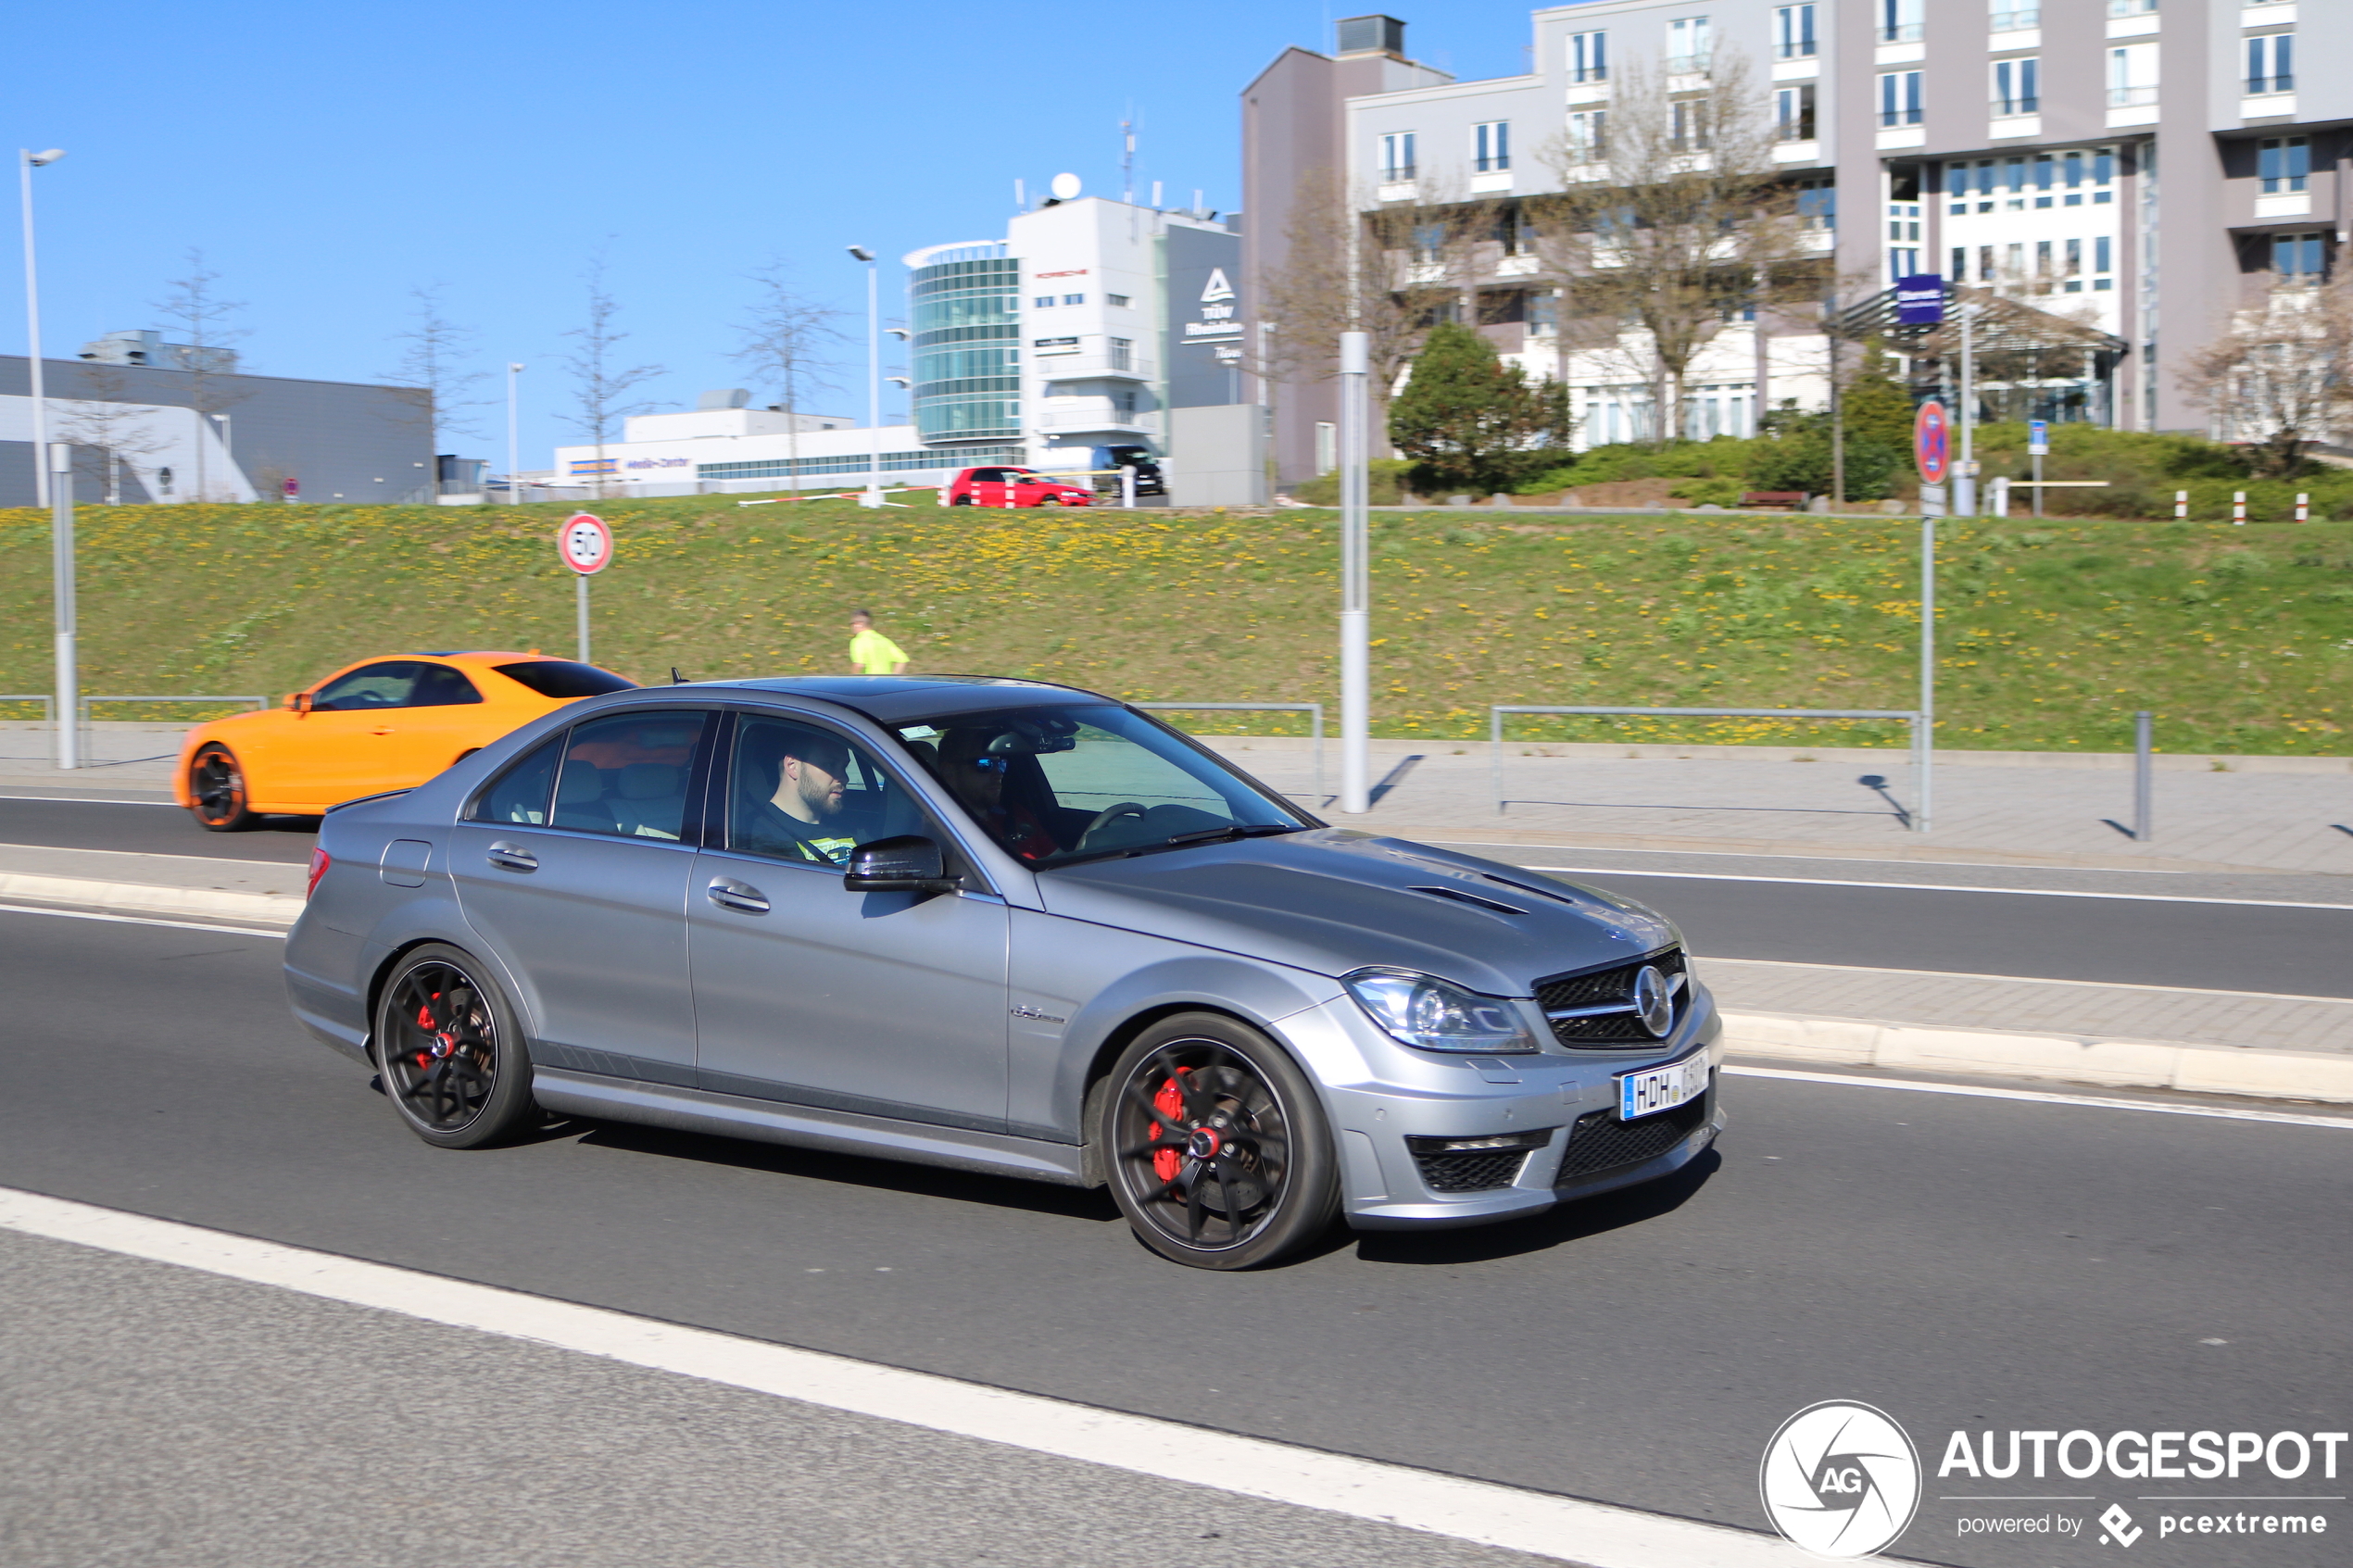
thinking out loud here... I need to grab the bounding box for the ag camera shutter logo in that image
[1760,1400,1922,1558]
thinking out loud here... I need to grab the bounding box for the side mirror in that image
[290,692,313,714]
[843,834,961,895]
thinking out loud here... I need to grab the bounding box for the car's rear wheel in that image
[374,944,537,1149]
[189,744,256,832]
[951,494,975,506]
[1100,1012,1339,1270]
[1038,495,1063,507]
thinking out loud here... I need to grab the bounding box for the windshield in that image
[894,704,1311,868]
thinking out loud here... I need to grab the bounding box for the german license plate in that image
[1618,1054,1710,1121]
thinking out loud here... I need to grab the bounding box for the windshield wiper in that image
[1163,822,1303,847]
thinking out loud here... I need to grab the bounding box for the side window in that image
[549,710,708,841]
[968,468,1004,483]
[409,664,484,707]
[311,661,422,710]
[470,734,565,825]
[726,715,922,867]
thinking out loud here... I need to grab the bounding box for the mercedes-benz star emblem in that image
[1632,965,1676,1038]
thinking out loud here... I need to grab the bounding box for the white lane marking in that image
[1724,1065,2353,1129]
[0,1187,1822,1568]
[1704,957,2353,1009]
[0,903,289,938]
[1515,864,2353,913]
[0,794,179,807]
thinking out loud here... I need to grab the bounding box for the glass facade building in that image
[910,245,1021,445]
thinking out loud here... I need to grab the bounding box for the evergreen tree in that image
[1388,321,1573,495]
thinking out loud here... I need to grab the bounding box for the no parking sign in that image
[559,512,614,574]
[1913,402,1950,485]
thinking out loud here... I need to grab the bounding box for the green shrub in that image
[1286,458,1413,507]
[1746,436,1900,501]
[1667,476,1748,508]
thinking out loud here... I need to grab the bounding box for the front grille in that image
[1412,1148,1531,1194]
[1534,947,1687,1046]
[1554,1085,1713,1183]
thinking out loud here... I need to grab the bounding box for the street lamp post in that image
[19,148,65,508]
[1338,331,1371,814]
[507,362,524,505]
[50,443,76,770]
[849,245,882,508]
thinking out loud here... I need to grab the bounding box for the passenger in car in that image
[736,724,860,864]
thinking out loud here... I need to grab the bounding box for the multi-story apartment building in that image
[1244,4,2350,486]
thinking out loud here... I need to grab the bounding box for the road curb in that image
[0,872,301,927]
[1720,1009,2353,1106]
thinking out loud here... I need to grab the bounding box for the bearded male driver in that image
[737,726,860,865]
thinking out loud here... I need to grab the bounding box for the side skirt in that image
[532,1069,1094,1187]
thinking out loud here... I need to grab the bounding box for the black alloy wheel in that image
[374,944,536,1148]
[189,744,256,832]
[951,494,975,506]
[1100,1013,1339,1270]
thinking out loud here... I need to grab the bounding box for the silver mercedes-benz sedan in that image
[285,676,1722,1269]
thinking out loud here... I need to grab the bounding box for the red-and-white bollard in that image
[2232,491,2246,526]
[2174,490,2188,520]
[2296,492,2309,523]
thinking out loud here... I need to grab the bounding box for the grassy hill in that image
[2,493,2347,757]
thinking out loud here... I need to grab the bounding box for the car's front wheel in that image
[951,494,975,506]
[189,744,256,832]
[1100,1012,1339,1269]
[374,944,537,1149]
[1037,495,1063,507]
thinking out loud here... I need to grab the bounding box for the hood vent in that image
[1409,884,1526,917]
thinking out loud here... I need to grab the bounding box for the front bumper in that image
[1275,985,1726,1232]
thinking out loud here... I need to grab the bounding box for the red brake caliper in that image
[1151,1069,1190,1184]
[415,989,455,1067]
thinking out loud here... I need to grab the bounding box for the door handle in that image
[371,725,396,735]
[485,842,538,872]
[707,877,770,914]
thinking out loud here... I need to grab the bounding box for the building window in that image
[1994,57,2040,117]
[2032,152,2056,207]
[1879,0,1923,44]
[1566,109,1608,164]
[2273,232,2325,281]
[1671,98,1711,150]
[1379,131,1416,182]
[1528,291,1559,337]
[1475,120,1511,171]
[1774,5,1815,59]
[2063,237,2083,291]
[1878,70,1922,126]
[2259,136,2309,194]
[1991,0,2039,31]
[1775,84,1817,141]
[2095,235,2114,288]
[1106,293,1131,307]
[1667,16,1711,73]
[1033,296,1053,308]
[2107,0,2156,14]
[1063,294,1086,306]
[1795,177,1835,230]
[1951,245,1968,280]
[2245,33,2293,95]
[1108,337,1134,370]
[1568,30,1607,82]
[1412,224,1446,265]
[2108,44,2158,107]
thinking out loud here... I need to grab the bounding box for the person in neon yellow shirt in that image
[847,609,909,674]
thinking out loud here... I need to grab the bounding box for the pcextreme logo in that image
[1760,1400,1924,1559]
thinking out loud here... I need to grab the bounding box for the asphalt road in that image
[9,797,2351,996]
[1,908,2344,1568]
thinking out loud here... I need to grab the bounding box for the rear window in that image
[495,660,637,699]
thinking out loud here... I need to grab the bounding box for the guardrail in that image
[0,695,59,765]
[1489,704,1930,833]
[69,695,270,771]
[1135,702,1326,804]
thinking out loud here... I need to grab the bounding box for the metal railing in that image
[71,695,269,771]
[1136,703,1326,804]
[0,696,59,766]
[1489,705,1930,833]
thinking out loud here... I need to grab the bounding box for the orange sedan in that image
[173,652,637,830]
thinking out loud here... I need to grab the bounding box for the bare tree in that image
[380,283,490,458]
[55,365,168,504]
[560,255,665,498]
[151,250,251,501]
[2180,276,2353,478]
[1256,167,1486,435]
[731,261,848,483]
[1532,51,1820,446]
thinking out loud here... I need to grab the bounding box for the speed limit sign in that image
[559,512,613,575]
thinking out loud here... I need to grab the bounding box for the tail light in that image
[307,848,332,899]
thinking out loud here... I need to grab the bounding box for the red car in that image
[943,467,1095,508]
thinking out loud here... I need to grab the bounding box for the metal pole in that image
[862,252,882,508]
[507,362,523,506]
[575,574,590,664]
[21,150,60,509]
[1956,305,1976,517]
[1338,331,1371,815]
[50,443,76,770]
[1310,704,1325,805]
[1918,512,1934,833]
[1491,708,1504,818]
[2133,709,2152,842]
[2032,448,2043,518]
[1121,463,1136,509]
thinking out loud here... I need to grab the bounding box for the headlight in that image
[1342,968,1541,1054]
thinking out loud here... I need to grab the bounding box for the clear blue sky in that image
[11,1,1550,470]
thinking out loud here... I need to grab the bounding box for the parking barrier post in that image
[2133,709,2153,843]
[2296,492,2309,523]
[2174,490,2188,520]
[2232,491,2246,525]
